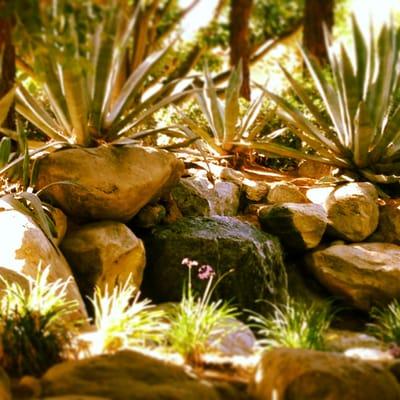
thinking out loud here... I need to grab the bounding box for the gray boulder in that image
[143,216,286,311]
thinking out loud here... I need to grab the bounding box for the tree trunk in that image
[0,1,15,129]
[303,0,334,65]
[229,0,253,100]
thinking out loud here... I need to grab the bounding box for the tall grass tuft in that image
[0,266,80,377]
[249,297,333,351]
[369,300,400,345]
[89,278,165,354]
[166,259,239,365]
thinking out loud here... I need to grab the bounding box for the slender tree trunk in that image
[0,1,15,129]
[229,0,253,100]
[303,0,334,65]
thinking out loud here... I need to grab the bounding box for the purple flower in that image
[198,264,215,280]
[181,258,199,269]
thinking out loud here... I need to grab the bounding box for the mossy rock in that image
[143,216,286,312]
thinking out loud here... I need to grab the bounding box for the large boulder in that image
[0,200,87,319]
[143,216,286,311]
[35,145,184,222]
[249,348,400,400]
[323,182,379,242]
[258,203,327,251]
[40,351,226,400]
[61,222,145,301]
[305,242,400,311]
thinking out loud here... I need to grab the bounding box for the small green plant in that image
[167,259,238,365]
[0,266,80,377]
[178,63,269,156]
[249,297,333,350]
[89,278,165,354]
[369,300,400,344]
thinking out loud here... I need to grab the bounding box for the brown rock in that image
[259,203,327,251]
[36,145,184,222]
[41,350,222,400]
[61,221,145,298]
[306,242,400,311]
[249,348,400,400]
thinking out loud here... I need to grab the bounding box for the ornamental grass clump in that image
[249,297,333,351]
[0,266,80,377]
[369,300,400,345]
[167,258,239,365]
[89,278,166,354]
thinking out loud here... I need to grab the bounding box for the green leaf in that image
[223,63,242,150]
[0,87,15,127]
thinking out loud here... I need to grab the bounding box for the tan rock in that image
[242,179,270,202]
[306,242,400,311]
[47,206,68,245]
[324,182,379,241]
[259,203,327,251]
[249,348,400,400]
[0,200,87,319]
[373,203,400,244]
[61,222,145,298]
[298,159,333,179]
[267,181,307,204]
[35,145,184,222]
[41,350,221,400]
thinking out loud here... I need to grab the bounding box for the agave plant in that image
[13,0,193,147]
[177,63,271,156]
[249,17,400,183]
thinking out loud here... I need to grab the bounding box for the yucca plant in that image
[178,63,271,156]
[13,0,193,147]
[368,300,400,344]
[89,278,166,354]
[249,16,400,183]
[249,297,333,351]
[0,266,80,377]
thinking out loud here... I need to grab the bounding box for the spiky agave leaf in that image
[15,1,193,146]
[260,15,400,183]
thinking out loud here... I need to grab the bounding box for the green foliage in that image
[369,300,400,344]
[251,0,304,44]
[260,17,400,183]
[90,278,165,353]
[0,266,80,377]
[179,63,268,156]
[249,297,333,350]
[166,259,238,365]
[13,0,191,146]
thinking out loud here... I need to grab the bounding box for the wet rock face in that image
[258,203,327,251]
[305,242,400,311]
[249,348,400,400]
[40,350,223,400]
[35,145,184,222]
[143,216,286,312]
